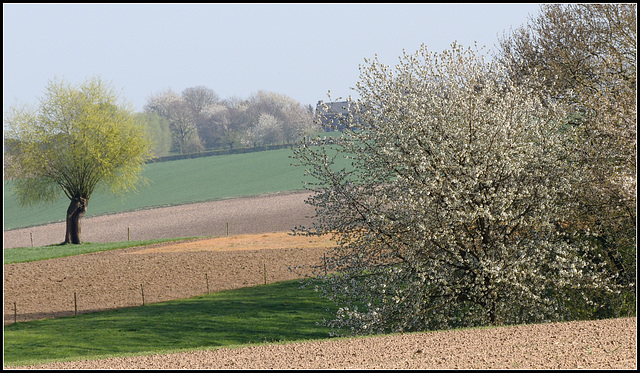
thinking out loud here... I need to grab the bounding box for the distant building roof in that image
[316,100,359,131]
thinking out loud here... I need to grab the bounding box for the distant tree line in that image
[141,86,319,157]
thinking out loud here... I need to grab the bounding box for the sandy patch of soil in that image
[134,231,335,254]
[4,193,637,369]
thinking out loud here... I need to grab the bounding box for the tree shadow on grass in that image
[4,279,337,365]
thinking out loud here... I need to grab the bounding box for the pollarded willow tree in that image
[293,43,618,335]
[4,77,153,244]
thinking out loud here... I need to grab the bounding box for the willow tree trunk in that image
[64,196,88,244]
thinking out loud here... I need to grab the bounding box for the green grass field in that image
[3,279,338,367]
[4,147,349,230]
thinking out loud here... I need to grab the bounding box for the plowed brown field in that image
[4,192,637,369]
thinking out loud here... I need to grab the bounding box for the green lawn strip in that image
[3,237,200,265]
[3,279,338,367]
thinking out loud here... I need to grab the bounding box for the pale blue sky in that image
[3,3,541,112]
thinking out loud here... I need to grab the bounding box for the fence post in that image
[14,302,17,324]
[206,273,210,294]
[324,254,327,276]
[141,284,145,306]
[74,292,78,316]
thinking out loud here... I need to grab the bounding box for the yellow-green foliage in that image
[4,76,153,205]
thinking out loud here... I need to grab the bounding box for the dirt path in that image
[3,192,637,369]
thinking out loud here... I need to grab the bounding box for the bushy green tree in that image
[293,43,619,335]
[139,112,172,157]
[4,77,152,244]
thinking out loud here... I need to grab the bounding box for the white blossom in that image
[294,42,620,336]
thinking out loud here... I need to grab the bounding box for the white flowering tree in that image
[245,90,318,144]
[242,113,282,146]
[497,4,636,318]
[293,43,618,335]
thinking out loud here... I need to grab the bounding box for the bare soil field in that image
[3,232,331,324]
[3,191,317,249]
[4,192,637,369]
